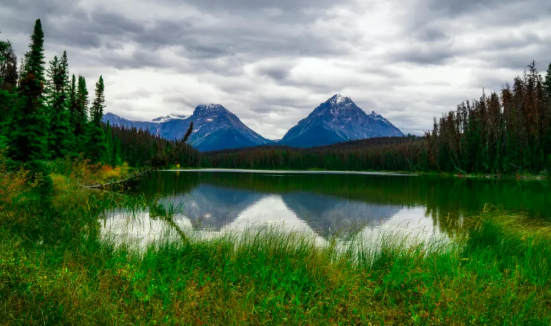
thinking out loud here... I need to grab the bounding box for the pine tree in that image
[0,33,12,140]
[2,20,52,199]
[74,75,89,153]
[23,19,45,82]
[543,63,551,174]
[45,51,74,158]
[545,63,551,99]
[0,39,18,92]
[86,75,107,163]
[4,19,49,162]
[68,74,77,135]
[18,57,27,80]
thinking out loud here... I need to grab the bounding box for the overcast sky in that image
[1,0,550,138]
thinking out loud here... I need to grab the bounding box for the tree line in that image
[0,19,198,180]
[204,63,551,176]
[201,137,426,172]
[427,62,551,174]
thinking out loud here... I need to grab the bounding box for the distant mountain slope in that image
[103,105,272,152]
[280,94,403,148]
[102,112,163,136]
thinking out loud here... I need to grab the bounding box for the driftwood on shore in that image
[84,169,156,189]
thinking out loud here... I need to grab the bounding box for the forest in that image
[202,137,427,172]
[0,19,198,191]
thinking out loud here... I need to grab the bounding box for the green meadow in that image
[1,159,551,325]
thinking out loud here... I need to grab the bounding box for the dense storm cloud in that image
[1,0,550,137]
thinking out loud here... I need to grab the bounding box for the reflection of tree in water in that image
[133,172,551,236]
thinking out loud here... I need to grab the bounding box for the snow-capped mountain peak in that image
[151,113,187,123]
[280,94,403,148]
[103,104,272,152]
[195,104,227,113]
[327,93,353,106]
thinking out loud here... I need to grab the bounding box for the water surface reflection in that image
[100,171,549,247]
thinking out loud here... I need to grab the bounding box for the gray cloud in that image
[427,0,551,18]
[254,61,295,81]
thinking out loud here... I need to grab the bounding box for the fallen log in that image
[84,168,156,190]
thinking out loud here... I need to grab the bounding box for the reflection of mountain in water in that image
[101,201,445,250]
[161,185,264,230]
[281,192,402,237]
[157,184,406,238]
[134,171,551,237]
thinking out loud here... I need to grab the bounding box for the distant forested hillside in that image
[201,137,427,172]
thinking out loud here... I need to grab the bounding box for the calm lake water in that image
[101,170,551,247]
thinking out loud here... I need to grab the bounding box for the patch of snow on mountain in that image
[151,113,187,123]
[336,94,347,105]
[329,93,350,106]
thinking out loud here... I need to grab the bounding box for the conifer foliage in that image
[4,19,49,162]
[427,63,551,175]
[45,51,74,158]
[86,76,107,163]
[0,35,17,128]
[0,19,198,173]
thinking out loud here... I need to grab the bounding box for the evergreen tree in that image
[18,56,27,80]
[45,51,74,158]
[86,75,107,163]
[23,19,45,82]
[68,74,77,135]
[0,35,7,72]
[545,63,551,99]
[74,75,88,153]
[543,64,551,174]
[2,20,52,199]
[4,19,49,162]
[0,33,12,143]
[0,39,18,92]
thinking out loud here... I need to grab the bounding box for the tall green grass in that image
[1,173,551,324]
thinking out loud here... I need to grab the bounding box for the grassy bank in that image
[1,162,551,325]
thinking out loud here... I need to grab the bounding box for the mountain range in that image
[103,104,272,152]
[103,94,403,152]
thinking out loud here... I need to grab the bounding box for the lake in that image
[100,170,551,247]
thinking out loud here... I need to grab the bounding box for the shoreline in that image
[161,168,548,180]
[161,168,416,177]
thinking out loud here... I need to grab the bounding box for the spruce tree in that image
[68,74,77,135]
[0,39,18,92]
[4,19,49,162]
[23,19,45,82]
[86,75,107,163]
[0,34,10,140]
[543,63,551,173]
[2,20,52,199]
[74,75,89,153]
[0,36,7,70]
[544,63,551,100]
[45,51,74,158]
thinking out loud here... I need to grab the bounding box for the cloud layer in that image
[2,0,550,138]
